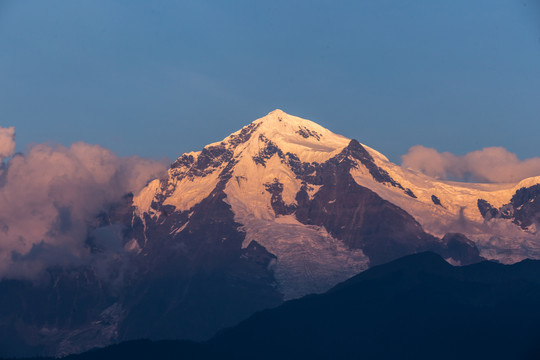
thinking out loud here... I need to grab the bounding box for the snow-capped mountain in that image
[2,110,539,358]
[133,110,540,294]
[131,109,539,299]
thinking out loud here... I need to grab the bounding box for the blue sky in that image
[1,0,539,163]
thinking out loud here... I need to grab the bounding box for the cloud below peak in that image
[401,145,540,183]
[0,126,167,279]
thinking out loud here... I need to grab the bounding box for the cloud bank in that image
[402,145,540,183]
[0,126,167,279]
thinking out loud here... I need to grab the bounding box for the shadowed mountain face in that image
[291,140,476,265]
[1,110,538,357]
[16,252,540,360]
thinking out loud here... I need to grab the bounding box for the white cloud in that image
[402,145,540,183]
[0,126,15,159]
[0,140,166,279]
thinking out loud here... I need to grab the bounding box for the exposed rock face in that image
[254,137,480,266]
[264,179,296,216]
[478,184,540,231]
[477,199,503,220]
[440,233,482,265]
[289,140,477,265]
[510,185,540,229]
[431,195,443,207]
[340,140,417,198]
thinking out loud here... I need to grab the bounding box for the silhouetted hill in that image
[9,252,540,359]
[209,252,540,359]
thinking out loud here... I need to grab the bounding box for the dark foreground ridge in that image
[10,252,540,360]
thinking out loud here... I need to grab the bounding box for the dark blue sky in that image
[1,0,539,163]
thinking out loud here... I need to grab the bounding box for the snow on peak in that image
[133,110,388,215]
[239,109,351,164]
[194,109,389,166]
[253,109,390,164]
[262,110,314,128]
[254,109,336,138]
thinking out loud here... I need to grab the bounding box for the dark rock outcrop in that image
[431,194,443,207]
[264,178,296,216]
[478,184,540,230]
[440,232,483,265]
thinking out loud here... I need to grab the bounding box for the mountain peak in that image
[266,108,287,117]
[254,109,318,129]
[192,110,354,166]
[244,110,352,164]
